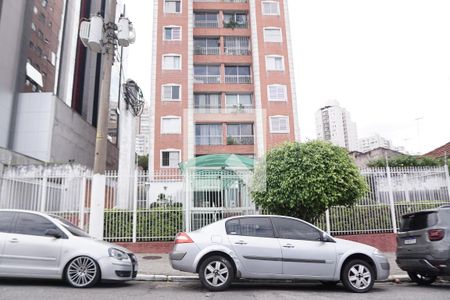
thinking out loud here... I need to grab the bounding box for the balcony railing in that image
[224,47,251,56]
[194,47,220,55]
[194,0,247,2]
[223,21,248,29]
[194,75,221,84]
[194,107,222,114]
[194,107,254,114]
[194,20,219,28]
[196,136,223,145]
[224,75,251,84]
[227,135,254,145]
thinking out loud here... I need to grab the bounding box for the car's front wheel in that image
[65,256,100,288]
[199,255,234,291]
[341,259,375,293]
[408,272,436,285]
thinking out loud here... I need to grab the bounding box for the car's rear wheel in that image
[408,272,436,285]
[341,259,375,293]
[199,255,234,291]
[65,256,100,288]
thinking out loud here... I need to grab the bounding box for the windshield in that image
[50,215,91,238]
[400,212,438,232]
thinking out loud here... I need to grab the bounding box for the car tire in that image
[199,255,234,291]
[341,259,375,293]
[65,256,101,288]
[408,272,436,285]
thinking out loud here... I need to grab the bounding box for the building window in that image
[223,12,248,28]
[162,84,181,101]
[194,37,220,55]
[224,65,251,84]
[194,65,220,83]
[164,26,181,40]
[162,54,181,70]
[164,0,181,13]
[225,94,252,110]
[267,84,287,101]
[31,22,36,31]
[263,28,282,43]
[224,36,250,55]
[227,123,254,145]
[38,30,44,40]
[270,116,289,133]
[194,94,221,112]
[196,124,222,145]
[262,1,280,15]
[194,12,219,28]
[265,55,284,71]
[41,0,48,7]
[161,150,181,168]
[161,116,181,134]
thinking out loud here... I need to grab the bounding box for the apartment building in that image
[149,0,300,171]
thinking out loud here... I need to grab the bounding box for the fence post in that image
[185,170,191,232]
[386,165,397,233]
[132,170,138,243]
[444,165,450,202]
[40,171,48,212]
[325,209,331,234]
[79,175,87,230]
[89,174,106,239]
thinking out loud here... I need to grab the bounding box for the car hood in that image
[334,237,377,253]
[73,236,133,253]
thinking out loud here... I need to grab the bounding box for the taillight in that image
[428,229,445,241]
[175,232,193,244]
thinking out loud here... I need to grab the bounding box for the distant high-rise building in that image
[149,0,300,171]
[315,100,358,151]
[136,105,150,157]
[358,134,392,153]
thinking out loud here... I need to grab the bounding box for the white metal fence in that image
[0,165,449,241]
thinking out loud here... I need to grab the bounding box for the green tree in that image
[251,141,368,223]
[137,155,149,171]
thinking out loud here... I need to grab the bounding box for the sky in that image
[125,0,450,155]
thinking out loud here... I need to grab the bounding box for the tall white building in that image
[358,134,392,153]
[135,105,150,156]
[315,101,358,151]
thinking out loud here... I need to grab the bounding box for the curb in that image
[135,274,410,283]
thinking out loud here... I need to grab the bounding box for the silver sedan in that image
[170,215,390,293]
[0,209,137,288]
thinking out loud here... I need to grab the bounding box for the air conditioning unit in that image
[118,17,136,47]
[88,15,104,53]
[79,20,90,48]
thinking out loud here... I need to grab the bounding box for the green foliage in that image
[103,205,183,241]
[252,141,368,223]
[137,155,149,171]
[367,155,448,168]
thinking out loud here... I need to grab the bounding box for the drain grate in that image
[142,255,162,260]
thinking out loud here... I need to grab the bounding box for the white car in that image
[170,215,390,293]
[0,209,137,288]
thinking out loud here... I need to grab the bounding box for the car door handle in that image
[9,238,19,243]
[234,240,247,245]
[282,244,295,248]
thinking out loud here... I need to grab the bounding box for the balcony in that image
[194,20,219,28]
[194,0,247,2]
[226,135,254,145]
[194,47,220,55]
[223,21,248,29]
[194,75,221,84]
[224,75,251,84]
[224,47,251,56]
[196,135,223,145]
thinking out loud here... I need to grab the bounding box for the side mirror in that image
[321,232,335,243]
[45,228,62,239]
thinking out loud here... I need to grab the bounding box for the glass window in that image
[164,26,181,40]
[0,212,15,233]
[272,217,322,241]
[268,85,287,101]
[195,124,222,145]
[163,55,181,70]
[162,85,181,100]
[225,219,241,235]
[262,1,280,15]
[400,212,439,232]
[226,94,252,107]
[14,213,60,237]
[161,117,181,134]
[240,217,274,238]
[266,56,284,71]
[264,28,282,42]
[194,94,220,109]
[161,151,180,167]
[270,116,289,133]
[165,0,181,13]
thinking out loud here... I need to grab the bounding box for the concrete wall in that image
[0,1,26,148]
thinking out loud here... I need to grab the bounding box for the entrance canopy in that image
[179,154,254,172]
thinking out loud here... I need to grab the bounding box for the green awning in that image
[179,154,254,172]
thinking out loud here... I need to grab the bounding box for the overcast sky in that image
[125,0,450,155]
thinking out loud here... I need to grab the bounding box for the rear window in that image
[400,212,438,232]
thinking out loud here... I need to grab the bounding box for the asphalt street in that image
[0,279,449,300]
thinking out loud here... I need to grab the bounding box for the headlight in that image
[108,248,129,260]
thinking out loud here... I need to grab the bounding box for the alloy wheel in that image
[347,264,372,290]
[204,261,229,287]
[66,256,99,288]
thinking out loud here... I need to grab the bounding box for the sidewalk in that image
[134,252,409,282]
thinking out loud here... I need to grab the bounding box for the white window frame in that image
[263,27,282,43]
[162,54,182,70]
[164,0,182,14]
[262,1,280,16]
[161,116,182,134]
[269,115,290,133]
[265,55,285,71]
[161,84,181,101]
[267,84,287,101]
[160,149,182,168]
[163,26,182,41]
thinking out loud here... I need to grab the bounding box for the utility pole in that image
[94,0,117,175]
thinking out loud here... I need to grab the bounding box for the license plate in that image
[404,238,416,245]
